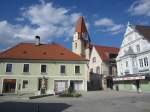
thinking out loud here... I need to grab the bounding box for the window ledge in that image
[41,72,47,75]
[75,73,81,75]
[5,72,13,74]
[22,72,30,75]
[60,73,66,75]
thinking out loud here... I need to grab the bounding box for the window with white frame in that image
[75,66,80,74]
[144,57,148,66]
[132,60,137,67]
[23,64,29,73]
[60,65,66,74]
[96,66,100,74]
[139,59,143,67]
[22,80,28,89]
[6,64,12,73]
[126,61,128,67]
[41,65,47,73]
[136,45,140,52]
[93,57,96,63]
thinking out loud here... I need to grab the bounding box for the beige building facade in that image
[0,42,88,95]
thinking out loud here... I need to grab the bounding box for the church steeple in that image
[72,16,91,59]
[75,16,88,33]
[74,16,90,41]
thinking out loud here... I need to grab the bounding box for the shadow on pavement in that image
[0,101,71,112]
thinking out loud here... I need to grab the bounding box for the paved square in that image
[0,91,150,112]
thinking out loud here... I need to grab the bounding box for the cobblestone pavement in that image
[0,90,150,112]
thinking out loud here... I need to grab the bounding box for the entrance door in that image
[106,77,113,89]
[2,79,16,93]
[38,78,48,90]
[54,80,67,92]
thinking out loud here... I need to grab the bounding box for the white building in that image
[89,45,119,90]
[114,23,150,92]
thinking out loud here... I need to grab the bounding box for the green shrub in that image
[59,92,82,97]
[68,86,74,94]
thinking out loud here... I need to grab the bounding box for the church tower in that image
[72,16,91,59]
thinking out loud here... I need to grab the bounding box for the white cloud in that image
[0,21,23,48]
[0,1,81,50]
[94,18,124,34]
[106,24,124,34]
[94,18,114,26]
[128,0,150,16]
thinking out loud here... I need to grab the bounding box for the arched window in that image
[75,43,77,48]
[93,57,96,63]
[96,66,100,74]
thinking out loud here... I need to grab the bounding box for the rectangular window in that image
[136,45,140,52]
[41,65,47,73]
[22,80,28,89]
[6,64,12,72]
[144,57,148,66]
[139,59,143,67]
[126,61,128,67]
[75,66,80,74]
[23,64,29,73]
[60,65,66,74]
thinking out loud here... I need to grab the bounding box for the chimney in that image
[35,36,40,45]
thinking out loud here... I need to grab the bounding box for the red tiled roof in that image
[135,25,150,42]
[75,16,87,33]
[94,45,119,61]
[0,43,87,61]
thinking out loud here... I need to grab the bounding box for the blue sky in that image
[0,0,150,51]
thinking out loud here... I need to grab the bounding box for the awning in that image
[113,76,145,81]
[3,79,16,83]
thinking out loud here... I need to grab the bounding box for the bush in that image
[68,86,74,94]
[59,86,82,98]
[59,91,82,98]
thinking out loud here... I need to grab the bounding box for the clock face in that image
[82,33,87,40]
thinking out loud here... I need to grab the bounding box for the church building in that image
[72,16,119,90]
